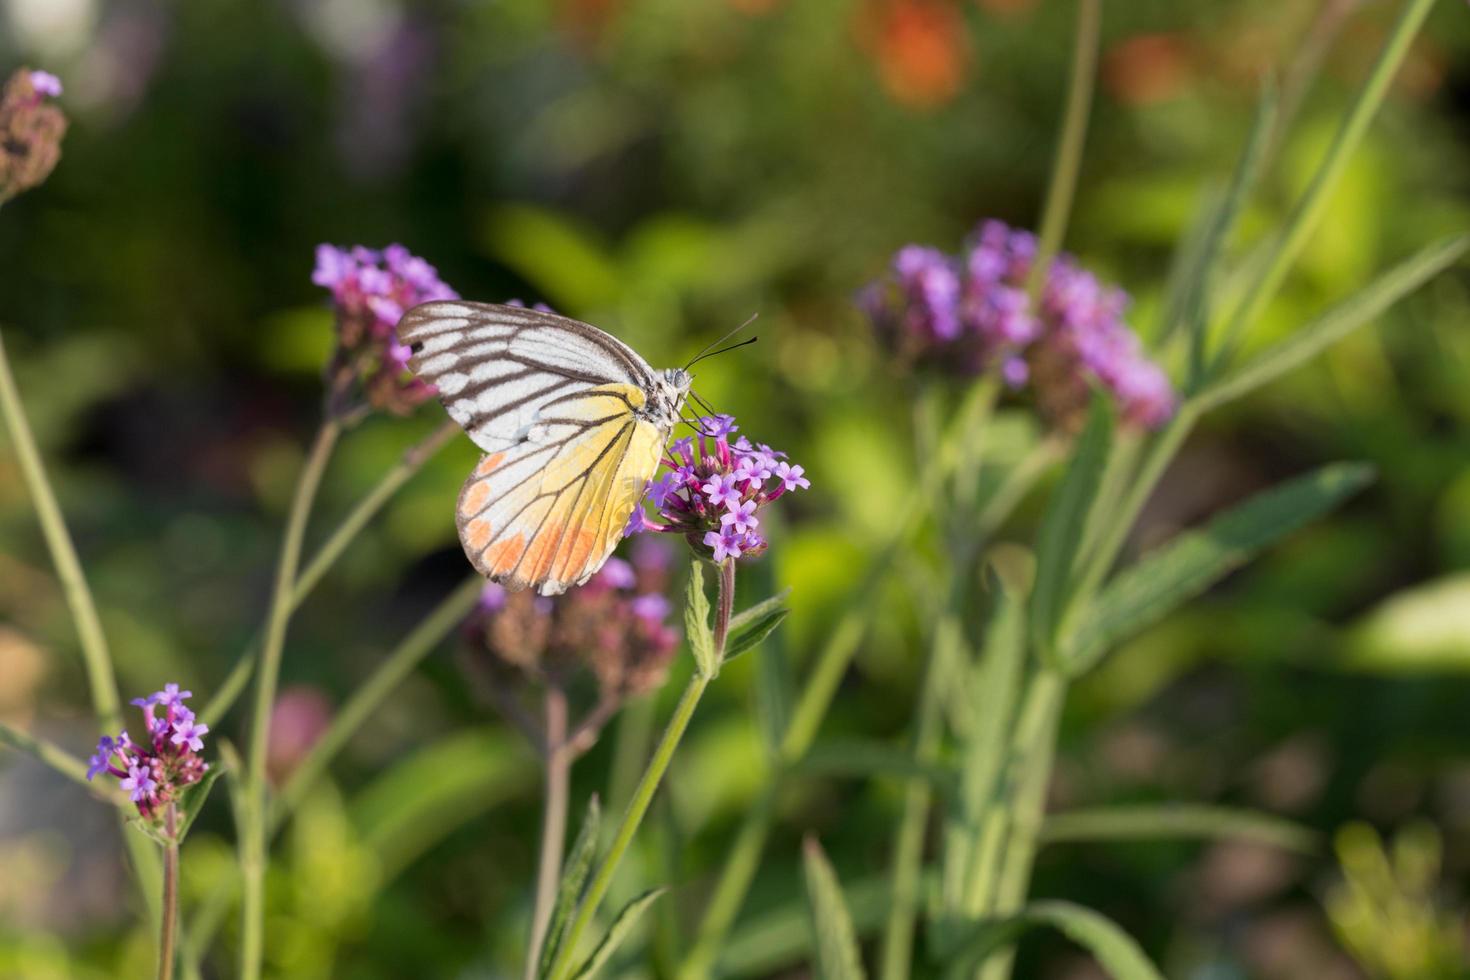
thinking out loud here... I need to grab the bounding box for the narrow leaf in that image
[802,836,867,980]
[1040,804,1318,854]
[945,901,1165,980]
[684,560,717,678]
[796,737,955,792]
[1062,462,1373,674]
[722,608,790,664]
[1030,395,1114,658]
[569,887,666,980]
[728,587,793,635]
[1195,234,1469,413]
[539,795,602,979]
[175,766,226,841]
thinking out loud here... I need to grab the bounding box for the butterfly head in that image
[647,368,692,430]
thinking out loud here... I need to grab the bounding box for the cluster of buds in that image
[0,68,66,204]
[311,243,458,418]
[86,684,209,821]
[462,539,681,704]
[627,414,810,563]
[860,219,1175,429]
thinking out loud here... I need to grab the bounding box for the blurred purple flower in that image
[0,67,67,203]
[860,219,1175,429]
[313,242,457,418]
[28,72,62,97]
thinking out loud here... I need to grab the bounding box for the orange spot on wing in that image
[464,517,493,551]
[461,479,492,517]
[553,528,599,581]
[477,452,506,476]
[523,524,565,582]
[483,534,526,575]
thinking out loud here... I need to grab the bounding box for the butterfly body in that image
[399,301,688,596]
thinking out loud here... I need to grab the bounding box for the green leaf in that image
[569,887,666,980]
[1341,573,1470,673]
[722,608,790,664]
[945,901,1165,980]
[175,766,226,841]
[539,796,602,979]
[1040,804,1318,854]
[1189,81,1278,384]
[802,836,867,980]
[685,560,717,678]
[1194,234,1469,413]
[1062,462,1373,674]
[1030,395,1114,659]
[727,587,793,634]
[795,738,955,792]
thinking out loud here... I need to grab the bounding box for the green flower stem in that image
[678,381,1023,980]
[1024,0,1101,306]
[200,418,459,728]
[545,560,735,980]
[1211,0,1438,369]
[158,804,180,980]
[0,328,162,920]
[879,614,964,980]
[526,684,571,980]
[180,575,480,975]
[239,419,341,980]
[976,668,1067,980]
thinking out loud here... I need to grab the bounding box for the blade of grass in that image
[803,837,868,980]
[1040,804,1318,854]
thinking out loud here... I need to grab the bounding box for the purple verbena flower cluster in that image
[859,219,1175,429]
[0,67,67,204]
[87,684,209,821]
[627,414,809,563]
[464,539,681,700]
[312,243,458,417]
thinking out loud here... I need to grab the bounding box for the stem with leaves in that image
[544,559,735,980]
[239,419,341,980]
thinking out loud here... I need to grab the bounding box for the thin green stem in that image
[0,329,123,729]
[1211,0,1437,369]
[158,804,179,980]
[0,328,161,919]
[239,419,340,980]
[879,615,962,980]
[200,419,459,728]
[1024,0,1101,305]
[976,669,1067,980]
[270,575,482,827]
[526,685,571,980]
[545,561,734,980]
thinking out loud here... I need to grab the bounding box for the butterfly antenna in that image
[688,389,723,420]
[684,313,759,370]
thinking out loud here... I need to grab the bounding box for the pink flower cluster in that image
[628,415,809,563]
[87,684,209,821]
[860,220,1175,429]
[311,243,458,416]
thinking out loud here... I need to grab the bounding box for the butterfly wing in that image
[399,302,670,595]
[399,301,660,453]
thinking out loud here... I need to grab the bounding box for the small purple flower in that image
[773,461,810,493]
[702,474,742,509]
[721,500,760,534]
[704,530,744,563]
[86,736,117,781]
[119,763,156,803]
[598,558,637,590]
[29,71,62,98]
[89,684,209,821]
[703,414,739,439]
[631,593,672,622]
[480,582,508,613]
[171,718,209,753]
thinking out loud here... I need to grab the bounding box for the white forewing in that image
[398,301,658,452]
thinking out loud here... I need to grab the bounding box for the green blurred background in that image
[2,0,1470,976]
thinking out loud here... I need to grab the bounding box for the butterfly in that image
[399,302,693,596]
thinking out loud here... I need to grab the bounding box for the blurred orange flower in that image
[858,0,971,110]
[1102,33,1196,106]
